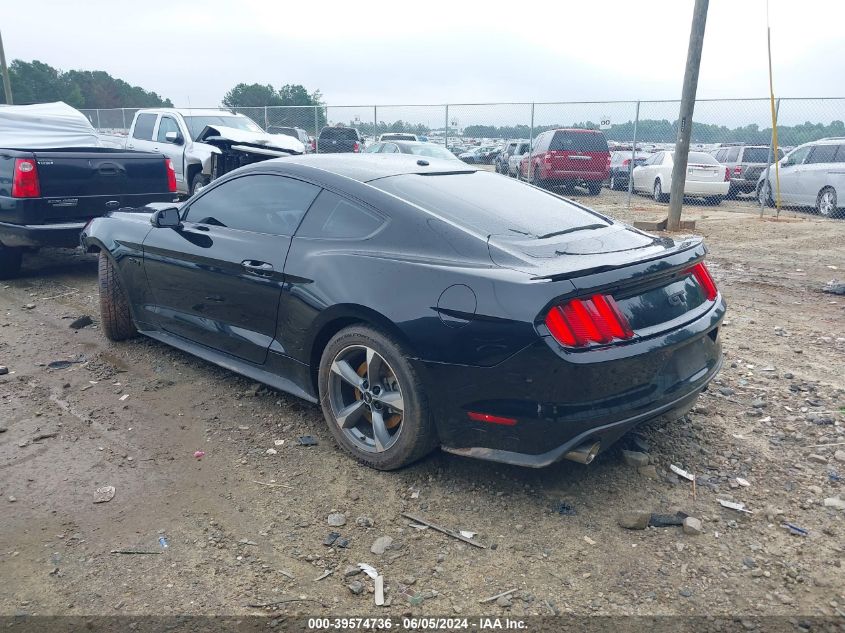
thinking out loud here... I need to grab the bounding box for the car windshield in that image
[321,128,358,140]
[667,151,719,165]
[184,115,263,140]
[405,144,457,160]
[371,171,610,237]
[743,147,783,162]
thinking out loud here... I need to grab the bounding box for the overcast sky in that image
[4,0,842,110]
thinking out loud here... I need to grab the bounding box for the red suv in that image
[521,128,610,194]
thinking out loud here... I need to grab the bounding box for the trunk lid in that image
[686,162,723,183]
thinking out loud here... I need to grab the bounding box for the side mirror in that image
[150,206,182,229]
[165,131,184,145]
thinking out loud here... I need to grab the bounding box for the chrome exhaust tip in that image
[563,441,601,465]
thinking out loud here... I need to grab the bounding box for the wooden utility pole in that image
[0,30,11,105]
[666,0,709,231]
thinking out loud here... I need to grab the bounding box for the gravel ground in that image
[1,188,843,620]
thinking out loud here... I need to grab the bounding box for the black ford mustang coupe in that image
[82,154,724,470]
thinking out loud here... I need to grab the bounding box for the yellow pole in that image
[767,25,781,216]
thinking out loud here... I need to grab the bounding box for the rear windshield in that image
[742,147,783,162]
[371,171,610,237]
[382,134,416,141]
[320,127,358,140]
[550,131,609,152]
[677,152,719,165]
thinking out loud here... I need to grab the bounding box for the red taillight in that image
[164,158,177,193]
[467,411,517,426]
[732,165,742,176]
[11,158,41,198]
[544,294,634,348]
[622,159,631,166]
[353,141,360,153]
[311,139,316,151]
[688,262,718,301]
[605,155,611,168]
[724,167,730,182]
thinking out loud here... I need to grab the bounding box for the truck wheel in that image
[0,246,22,279]
[190,174,210,197]
[587,183,602,195]
[98,252,136,341]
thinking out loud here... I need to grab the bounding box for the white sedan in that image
[632,150,729,204]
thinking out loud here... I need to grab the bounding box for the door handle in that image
[242,260,274,276]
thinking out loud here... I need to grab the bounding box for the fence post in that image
[314,106,320,153]
[522,103,535,181]
[627,100,641,209]
[95,109,101,131]
[121,108,126,132]
[444,105,449,149]
[374,105,377,140]
[759,97,781,217]
[264,106,269,130]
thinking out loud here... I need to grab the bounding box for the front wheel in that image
[587,183,601,196]
[318,325,437,470]
[98,252,137,341]
[817,187,839,217]
[190,173,210,197]
[0,246,22,279]
[757,181,774,207]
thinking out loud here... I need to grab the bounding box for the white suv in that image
[757,138,845,217]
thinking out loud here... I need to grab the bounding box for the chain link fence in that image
[80,98,844,151]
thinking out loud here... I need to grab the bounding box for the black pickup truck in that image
[0,147,177,277]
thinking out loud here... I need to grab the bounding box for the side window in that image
[296,190,385,240]
[727,147,741,162]
[806,144,838,164]
[185,175,320,236]
[132,113,157,140]
[713,149,724,162]
[784,145,812,166]
[157,116,180,143]
[835,145,845,163]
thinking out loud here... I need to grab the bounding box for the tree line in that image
[1,60,172,108]
[462,119,845,147]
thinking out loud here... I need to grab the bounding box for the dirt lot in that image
[1,189,843,620]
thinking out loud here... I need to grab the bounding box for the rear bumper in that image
[542,169,607,183]
[684,181,730,196]
[729,177,758,192]
[0,220,87,248]
[415,297,725,467]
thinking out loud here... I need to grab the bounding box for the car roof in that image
[139,108,244,117]
[249,153,477,183]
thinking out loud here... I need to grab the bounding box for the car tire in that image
[0,246,23,280]
[98,252,137,341]
[587,183,601,196]
[816,187,838,218]
[757,181,774,207]
[531,166,544,188]
[190,173,210,197]
[318,325,438,470]
[609,174,619,190]
[725,185,738,199]
[705,196,723,206]
[653,179,668,203]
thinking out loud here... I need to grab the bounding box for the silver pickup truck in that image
[123,108,304,196]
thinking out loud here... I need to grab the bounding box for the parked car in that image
[756,138,845,217]
[458,147,484,163]
[479,146,501,165]
[608,151,652,190]
[0,102,177,278]
[521,129,610,194]
[316,126,365,154]
[712,144,783,198]
[506,141,531,177]
[124,108,303,196]
[268,126,313,153]
[82,154,724,470]
[632,151,729,204]
[379,133,419,142]
[364,141,460,160]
